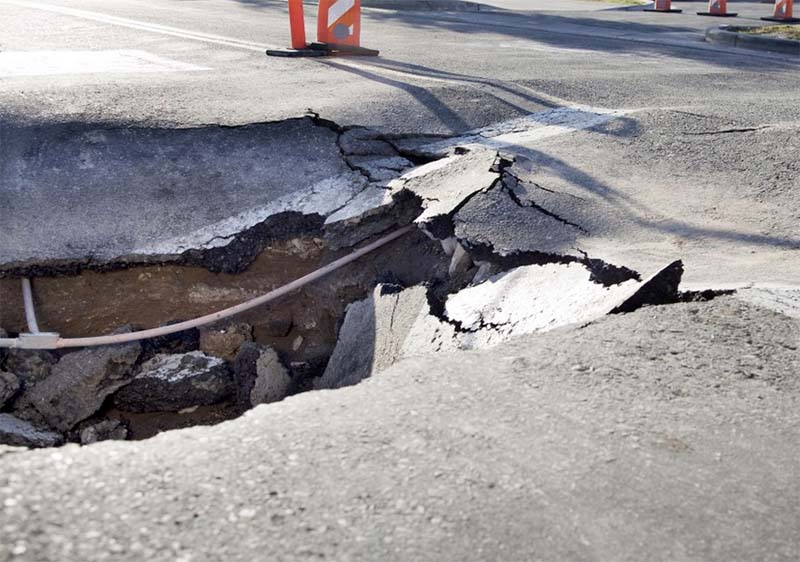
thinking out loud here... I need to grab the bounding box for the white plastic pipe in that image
[0,226,413,350]
[21,278,41,333]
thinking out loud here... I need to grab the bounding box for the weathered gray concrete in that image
[113,352,233,413]
[0,119,359,270]
[318,260,683,388]
[1,297,798,561]
[316,284,431,389]
[12,340,141,431]
[233,343,292,409]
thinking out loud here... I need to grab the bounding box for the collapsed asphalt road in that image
[0,109,695,443]
[2,0,800,559]
[0,105,798,561]
[1,296,799,561]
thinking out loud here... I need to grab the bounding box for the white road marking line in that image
[0,49,210,78]
[0,0,279,52]
[421,105,634,153]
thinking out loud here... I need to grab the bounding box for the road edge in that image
[705,25,800,57]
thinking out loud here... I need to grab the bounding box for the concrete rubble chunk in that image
[316,284,440,389]
[445,260,682,349]
[13,340,141,432]
[0,370,20,409]
[199,322,253,362]
[389,147,500,239]
[113,351,233,413]
[319,260,684,387]
[233,343,292,411]
[0,413,63,448]
[79,419,129,445]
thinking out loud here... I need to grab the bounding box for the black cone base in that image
[308,42,380,56]
[760,16,800,22]
[266,48,326,57]
[267,43,380,58]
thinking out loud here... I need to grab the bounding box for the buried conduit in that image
[0,226,413,350]
[21,277,41,334]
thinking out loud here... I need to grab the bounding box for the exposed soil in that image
[0,229,448,369]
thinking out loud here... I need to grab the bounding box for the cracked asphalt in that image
[2,297,799,561]
[1,0,800,560]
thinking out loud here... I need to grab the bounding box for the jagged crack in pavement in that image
[1,297,798,561]
[0,115,700,445]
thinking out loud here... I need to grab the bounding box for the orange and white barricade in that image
[267,0,379,58]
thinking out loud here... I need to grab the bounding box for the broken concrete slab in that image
[611,260,683,314]
[0,117,397,275]
[233,343,292,410]
[0,413,63,448]
[316,284,433,390]
[319,259,683,387]
[445,260,682,348]
[113,352,233,413]
[453,182,585,260]
[13,340,141,431]
[387,147,501,240]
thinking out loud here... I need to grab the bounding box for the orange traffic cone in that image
[762,0,800,22]
[267,0,325,57]
[644,0,682,13]
[266,0,379,57]
[698,0,737,16]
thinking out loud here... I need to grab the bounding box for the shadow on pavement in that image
[363,8,797,71]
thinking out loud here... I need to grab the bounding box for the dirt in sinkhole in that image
[0,228,451,443]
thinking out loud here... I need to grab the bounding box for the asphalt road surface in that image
[2,0,799,285]
[1,1,799,560]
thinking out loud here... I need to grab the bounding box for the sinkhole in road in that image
[0,114,452,446]
[0,222,451,444]
[0,115,716,448]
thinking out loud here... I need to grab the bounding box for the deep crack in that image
[683,126,770,136]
